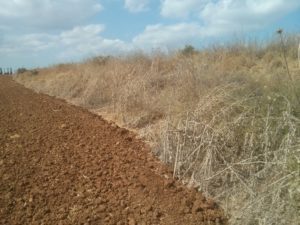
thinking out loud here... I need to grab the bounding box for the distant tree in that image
[17,68,28,74]
[31,69,39,75]
[180,45,197,56]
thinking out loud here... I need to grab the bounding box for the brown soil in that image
[0,77,227,225]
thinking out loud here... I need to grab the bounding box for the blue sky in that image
[0,0,300,69]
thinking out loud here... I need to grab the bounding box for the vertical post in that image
[0,68,2,75]
[298,41,300,69]
[278,31,293,82]
[277,29,300,105]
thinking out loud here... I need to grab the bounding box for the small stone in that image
[10,134,20,139]
[98,205,106,212]
[128,218,136,225]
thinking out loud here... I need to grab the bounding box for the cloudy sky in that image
[1,0,300,69]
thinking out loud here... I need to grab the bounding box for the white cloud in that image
[58,25,130,58]
[200,0,300,35]
[124,0,149,12]
[0,0,102,30]
[161,0,300,19]
[161,0,207,18]
[60,25,106,46]
[0,24,130,63]
[0,34,56,54]
[134,0,300,50]
[159,0,300,37]
[133,23,204,50]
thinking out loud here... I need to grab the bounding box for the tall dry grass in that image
[15,35,300,225]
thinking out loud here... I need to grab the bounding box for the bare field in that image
[0,77,226,225]
[15,38,300,224]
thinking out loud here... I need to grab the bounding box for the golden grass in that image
[15,36,300,225]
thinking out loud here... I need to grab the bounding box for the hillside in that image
[14,38,300,224]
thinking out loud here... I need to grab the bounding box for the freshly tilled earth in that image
[0,77,227,225]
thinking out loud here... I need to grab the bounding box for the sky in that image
[0,0,300,69]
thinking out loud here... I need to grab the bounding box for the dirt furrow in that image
[0,77,227,225]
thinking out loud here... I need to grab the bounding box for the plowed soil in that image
[0,77,227,225]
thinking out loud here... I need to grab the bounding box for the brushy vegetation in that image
[16,67,28,74]
[15,34,300,225]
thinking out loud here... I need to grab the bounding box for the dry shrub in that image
[14,37,300,225]
[159,85,299,224]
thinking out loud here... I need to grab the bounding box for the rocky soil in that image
[0,77,227,225]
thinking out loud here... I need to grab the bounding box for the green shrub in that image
[180,45,197,56]
[17,68,28,74]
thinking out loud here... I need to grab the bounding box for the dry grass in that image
[15,35,300,225]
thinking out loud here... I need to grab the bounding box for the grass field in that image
[15,35,300,225]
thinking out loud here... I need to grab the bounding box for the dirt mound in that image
[0,77,227,225]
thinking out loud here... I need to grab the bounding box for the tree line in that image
[0,68,13,75]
